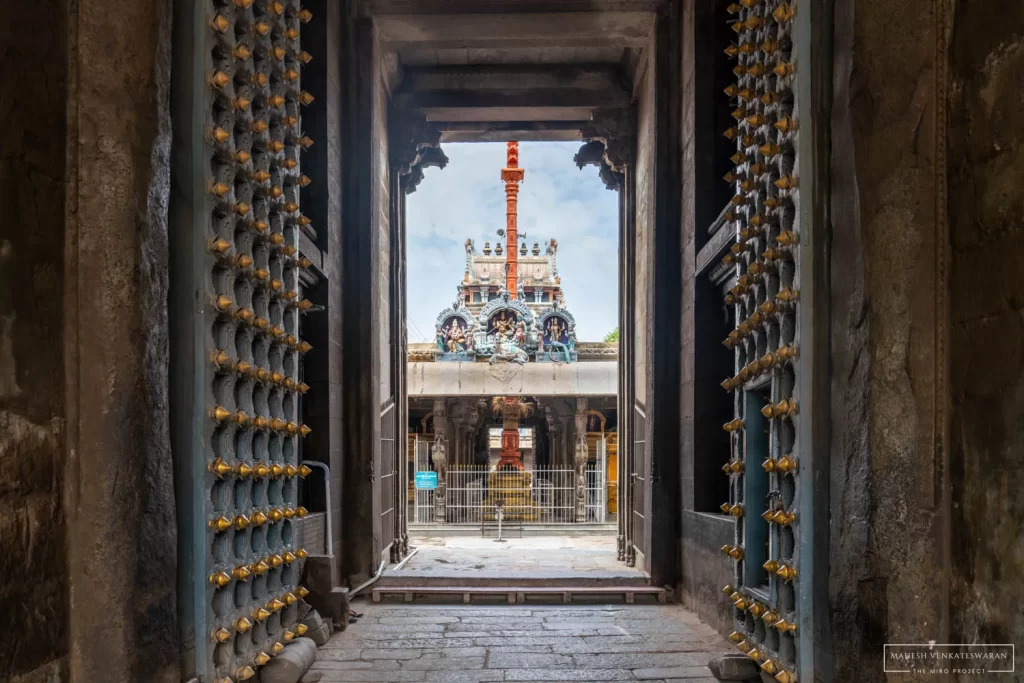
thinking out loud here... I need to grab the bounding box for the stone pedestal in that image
[484,470,537,521]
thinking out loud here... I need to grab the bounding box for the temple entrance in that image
[385,139,638,597]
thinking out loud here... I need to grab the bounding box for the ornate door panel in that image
[718,2,810,681]
[170,1,317,679]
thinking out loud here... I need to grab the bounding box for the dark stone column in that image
[339,13,382,585]
[63,0,178,681]
[646,10,683,587]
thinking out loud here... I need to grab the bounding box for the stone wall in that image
[829,0,951,679]
[633,51,654,406]
[947,0,1024,660]
[378,72,392,402]
[0,0,68,678]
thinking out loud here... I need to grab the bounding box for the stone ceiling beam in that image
[375,12,654,50]
[397,88,630,113]
[399,65,631,94]
[365,0,666,15]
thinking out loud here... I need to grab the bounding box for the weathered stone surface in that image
[310,604,729,682]
[406,360,617,397]
[310,622,333,647]
[706,653,759,681]
[261,638,318,683]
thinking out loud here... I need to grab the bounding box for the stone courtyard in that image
[396,536,635,576]
[310,604,731,682]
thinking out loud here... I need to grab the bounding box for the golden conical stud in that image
[233,149,252,164]
[236,254,254,269]
[728,631,744,643]
[296,623,309,635]
[233,514,250,530]
[211,15,230,32]
[237,666,256,680]
[252,560,270,577]
[297,586,309,598]
[251,509,268,525]
[269,0,285,14]
[764,559,782,574]
[209,516,232,532]
[284,69,300,82]
[255,651,272,666]
[723,171,738,184]
[776,287,799,303]
[297,382,310,394]
[747,648,763,662]
[774,176,797,191]
[284,27,300,39]
[297,341,312,354]
[234,0,253,6]
[211,349,231,369]
[209,458,233,478]
[746,114,766,127]
[775,670,797,683]
[235,616,253,633]
[232,96,252,112]
[233,564,252,581]
[773,2,795,23]
[721,544,734,557]
[729,546,744,560]
[299,424,312,437]
[730,152,747,165]
[253,72,269,88]
[776,230,798,246]
[775,617,797,632]
[730,21,745,33]
[283,200,300,213]
[268,94,286,108]
[299,51,313,64]
[283,506,296,518]
[268,508,284,522]
[284,465,298,478]
[271,371,285,385]
[722,584,735,596]
[298,8,313,21]
[727,503,744,517]
[774,62,795,77]
[235,308,255,324]
[253,21,271,35]
[758,143,781,157]
[744,16,763,30]
[761,508,775,523]
[725,44,739,58]
[761,659,779,675]
[271,463,285,477]
[210,71,230,89]
[283,114,299,127]
[251,119,269,134]
[283,590,298,604]
[209,238,232,255]
[724,84,739,98]
[761,38,778,55]
[233,202,251,217]
[723,418,744,432]
[252,417,269,432]
[283,551,297,564]
[271,641,286,655]
[774,117,797,133]
[738,88,757,101]
[748,602,766,618]
[282,629,296,643]
[747,62,766,77]
[213,405,232,422]
[233,43,253,60]
[723,127,739,140]
[762,610,780,626]
[776,454,798,473]
[267,597,285,610]
[736,639,752,653]
[269,418,287,431]
[295,548,309,560]
[297,136,314,149]
[253,607,271,622]
[296,213,311,225]
[210,181,231,198]
[210,127,231,144]
[209,571,231,587]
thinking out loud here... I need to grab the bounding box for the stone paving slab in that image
[312,603,731,683]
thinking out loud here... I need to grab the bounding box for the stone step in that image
[371,584,669,605]
[376,569,651,588]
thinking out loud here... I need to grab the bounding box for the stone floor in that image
[309,603,732,682]
[400,536,633,575]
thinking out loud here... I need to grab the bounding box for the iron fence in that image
[409,464,607,525]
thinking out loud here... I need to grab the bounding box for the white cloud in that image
[406,141,619,343]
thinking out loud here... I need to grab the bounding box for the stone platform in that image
[310,603,731,682]
[376,536,648,590]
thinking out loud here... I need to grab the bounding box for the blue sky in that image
[405,141,619,343]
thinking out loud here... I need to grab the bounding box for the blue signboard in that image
[415,471,438,490]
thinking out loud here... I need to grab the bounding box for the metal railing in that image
[410,464,607,525]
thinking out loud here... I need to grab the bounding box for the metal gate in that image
[170,1,317,679]
[379,401,396,560]
[632,404,646,566]
[413,436,435,523]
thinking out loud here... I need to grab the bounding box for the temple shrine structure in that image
[407,143,619,527]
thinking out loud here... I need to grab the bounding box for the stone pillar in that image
[431,399,448,521]
[64,0,178,681]
[574,399,589,522]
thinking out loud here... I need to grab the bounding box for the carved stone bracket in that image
[579,105,636,174]
[390,108,449,194]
